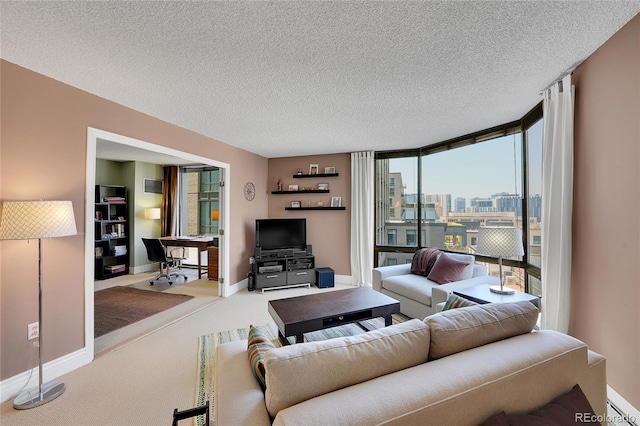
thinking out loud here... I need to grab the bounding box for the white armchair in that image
[372,256,499,319]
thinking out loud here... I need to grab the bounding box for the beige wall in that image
[131,161,164,269]
[268,155,352,275]
[0,60,269,380]
[571,14,640,407]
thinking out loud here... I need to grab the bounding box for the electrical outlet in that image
[28,322,39,340]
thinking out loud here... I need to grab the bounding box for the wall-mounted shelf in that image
[285,207,346,211]
[272,190,330,194]
[292,173,339,178]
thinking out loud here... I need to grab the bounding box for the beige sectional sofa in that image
[372,252,499,319]
[215,301,607,425]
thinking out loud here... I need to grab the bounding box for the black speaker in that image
[306,244,313,255]
[247,271,255,291]
[254,247,262,260]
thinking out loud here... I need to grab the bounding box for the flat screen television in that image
[256,218,306,251]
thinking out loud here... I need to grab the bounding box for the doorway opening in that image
[85,127,230,357]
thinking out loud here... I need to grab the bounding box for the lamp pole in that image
[13,237,66,409]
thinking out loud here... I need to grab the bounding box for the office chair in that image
[142,238,188,285]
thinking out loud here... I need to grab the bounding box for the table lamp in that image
[144,207,161,219]
[0,200,77,409]
[477,226,524,295]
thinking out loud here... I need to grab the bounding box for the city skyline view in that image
[389,121,543,206]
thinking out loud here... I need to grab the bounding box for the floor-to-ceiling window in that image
[375,103,542,295]
[375,156,419,266]
[524,116,543,296]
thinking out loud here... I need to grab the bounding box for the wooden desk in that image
[207,246,219,281]
[159,236,217,279]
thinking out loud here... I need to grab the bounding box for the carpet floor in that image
[94,286,194,338]
[195,313,410,425]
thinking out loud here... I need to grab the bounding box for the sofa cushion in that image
[247,325,276,390]
[424,301,538,360]
[480,384,596,425]
[427,253,470,284]
[382,274,436,306]
[442,294,479,310]
[263,319,430,418]
[410,248,441,276]
[441,252,475,280]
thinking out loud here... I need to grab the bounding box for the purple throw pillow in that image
[480,385,597,425]
[427,253,469,284]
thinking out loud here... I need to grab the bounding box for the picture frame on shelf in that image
[291,201,301,208]
[309,164,319,175]
[324,166,336,174]
[317,183,329,191]
[331,197,342,207]
[288,184,299,191]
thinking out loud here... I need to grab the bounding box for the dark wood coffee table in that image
[268,287,401,345]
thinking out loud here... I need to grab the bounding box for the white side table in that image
[454,285,540,309]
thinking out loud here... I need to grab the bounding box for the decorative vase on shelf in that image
[277,177,283,191]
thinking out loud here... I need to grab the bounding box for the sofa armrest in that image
[372,263,412,292]
[431,275,500,308]
[215,340,272,426]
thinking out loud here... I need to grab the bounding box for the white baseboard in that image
[335,274,351,285]
[226,278,247,296]
[0,347,92,404]
[608,385,639,425]
[130,264,155,275]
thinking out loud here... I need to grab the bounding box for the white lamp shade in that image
[477,226,524,258]
[144,208,161,220]
[0,200,77,240]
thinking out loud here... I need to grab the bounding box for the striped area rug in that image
[194,313,409,425]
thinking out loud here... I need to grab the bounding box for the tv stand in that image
[260,283,311,294]
[252,246,316,291]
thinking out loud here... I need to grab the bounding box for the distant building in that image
[493,192,522,216]
[388,172,404,221]
[529,194,542,222]
[425,193,451,217]
[470,197,495,212]
[454,197,465,213]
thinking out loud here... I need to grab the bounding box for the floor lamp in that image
[0,200,77,409]
[477,226,524,295]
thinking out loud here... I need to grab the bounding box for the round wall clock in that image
[244,182,256,201]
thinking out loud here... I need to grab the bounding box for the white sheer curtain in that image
[541,74,574,333]
[350,151,374,286]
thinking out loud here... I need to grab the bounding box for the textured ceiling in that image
[2,1,639,158]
